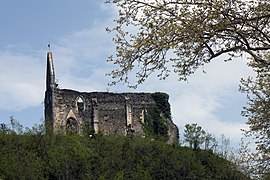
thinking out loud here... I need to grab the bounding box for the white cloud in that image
[51,15,255,146]
[48,18,116,92]
[0,50,44,110]
[0,1,256,148]
[171,90,248,141]
[118,53,254,146]
[166,59,254,145]
[0,3,117,111]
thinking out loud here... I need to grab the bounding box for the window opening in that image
[77,97,84,112]
[66,118,78,134]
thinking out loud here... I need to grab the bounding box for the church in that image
[44,50,178,143]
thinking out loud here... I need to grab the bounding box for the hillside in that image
[0,133,248,179]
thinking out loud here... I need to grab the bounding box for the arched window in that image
[66,118,78,134]
[77,97,84,112]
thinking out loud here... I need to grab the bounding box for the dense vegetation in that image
[0,132,247,179]
[151,92,171,119]
[143,107,169,140]
[142,92,172,140]
[105,0,270,178]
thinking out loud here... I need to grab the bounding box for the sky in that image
[0,0,255,147]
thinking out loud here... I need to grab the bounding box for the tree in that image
[10,116,24,135]
[184,123,206,150]
[218,134,231,160]
[106,0,270,87]
[234,138,255,178]
[204,132,217,150]
[0,123,8,133]
[24,119,46,136]
[239,55,270,177]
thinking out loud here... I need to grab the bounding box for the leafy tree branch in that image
[106,0,270,87]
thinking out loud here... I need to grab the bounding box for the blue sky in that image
[0,1,255,147]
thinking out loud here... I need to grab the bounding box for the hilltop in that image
[0,133,247,179]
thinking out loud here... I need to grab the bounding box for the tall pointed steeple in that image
[45,45,56,134]
[46,46,56,90]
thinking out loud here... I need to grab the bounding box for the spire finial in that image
[46,44,55,89]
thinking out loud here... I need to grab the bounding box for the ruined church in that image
[44,51,179,143]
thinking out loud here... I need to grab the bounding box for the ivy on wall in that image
[142,92,172,140]
[151,92,171,119]
[143,107,168,140]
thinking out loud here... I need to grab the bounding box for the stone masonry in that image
[44,51,179,143]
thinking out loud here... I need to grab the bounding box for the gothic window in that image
[66,118,78,134]
[77,97,84,112]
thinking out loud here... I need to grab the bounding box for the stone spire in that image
[46,47,56,90]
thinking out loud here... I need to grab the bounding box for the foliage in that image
[234,138,255,178]
[106,0,270,87]
[239,56,270,177]
[142,92,172,140]
[0,123,8,133]
[0,131,248,179]
[82,120,95,137]
[0,116,46,135]
[184,123,206,150]
[203,132,217,151]
[25,121,46,135]
[218,134,232,159]
[10,116,24,135]
[182,124,238,160]
[143,107,168,140]
[151,92,171,119]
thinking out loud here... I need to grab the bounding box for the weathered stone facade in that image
[45,51,179,143]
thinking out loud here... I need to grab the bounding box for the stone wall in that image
[45,88,179,143]
[44,51,179,143]
[50,89,153,135]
